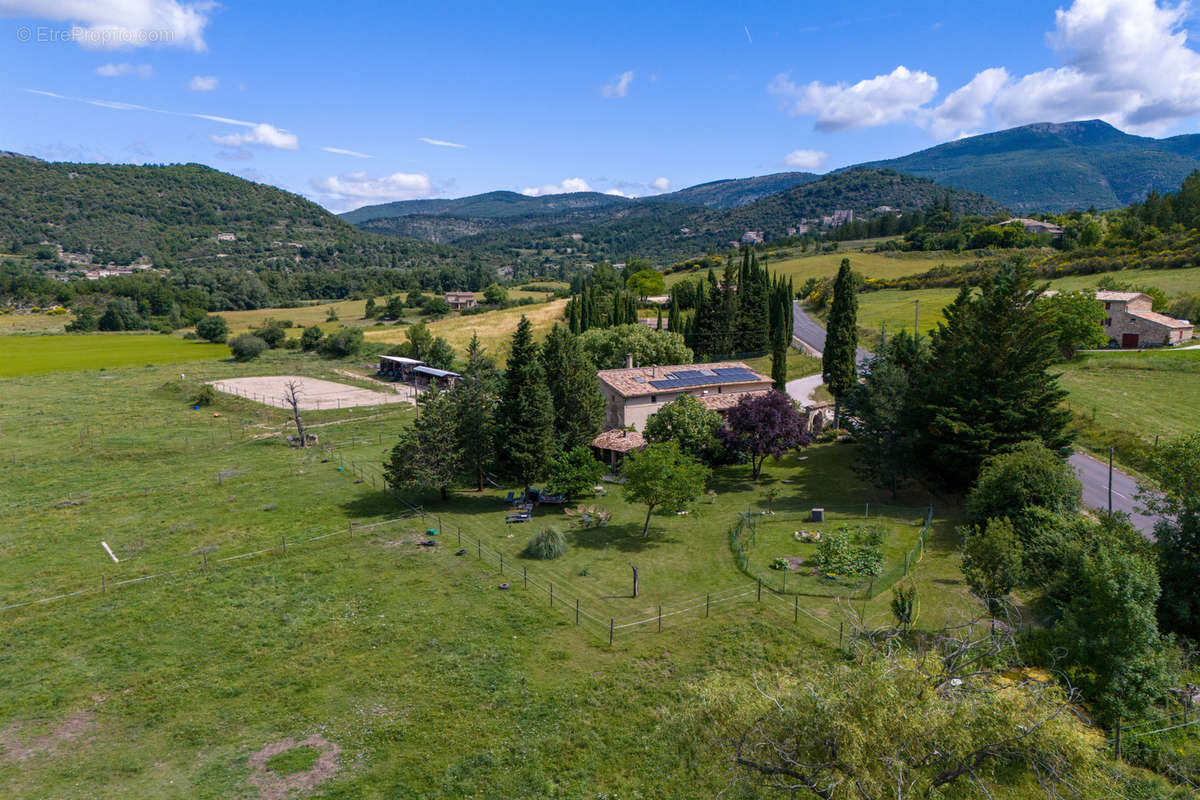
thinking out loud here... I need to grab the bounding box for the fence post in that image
[839,622,844,649]
[1114,720,1122,761]
[550,583,554,607]
[523,566,527,589]
[499,553,503,574]
[757,577,762,602]
[349,520,354,536]
[658,605,662,632]
[477,541,481,560]
[575,598,580,625]
[101,574,106,593]
[794,595,799,624]
[609,618,614,646]
[706,593,710,618]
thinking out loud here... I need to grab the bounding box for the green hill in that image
[339,190,630,225]
[0,153,452,271]
[860,120,1200,212]
[654,171,821,209]
[401,168,1008,262]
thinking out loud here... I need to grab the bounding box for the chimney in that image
[625,353,634,370]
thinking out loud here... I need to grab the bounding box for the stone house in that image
[1098,291,1194,348]
[595,359,773,432]
[444,291,478,310]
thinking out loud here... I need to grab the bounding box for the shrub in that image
[253,321,286,349]
[522,527,569,560]
[319,326,364,358]
[300,325,324,351]
[816,530,883,576]
[229,334,267,362]
[195,314,229,343]
[191,384,217,407]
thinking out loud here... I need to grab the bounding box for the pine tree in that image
[384,389,461,501]
[497,316,557,488]
[453,332,499,491]
[823,258,859,426]
[914,260,1074,489]
[540,325,605,450]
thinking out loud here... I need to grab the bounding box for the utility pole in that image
[1108,446,1114,515]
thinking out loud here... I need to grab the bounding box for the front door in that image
[1122,333,1140,348]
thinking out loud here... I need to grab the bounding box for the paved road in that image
[1068,451,1160,538]
[792,301,872,365]
[785,373,824,406]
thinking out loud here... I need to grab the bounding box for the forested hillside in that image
[340,190,630,225]
[0,153,458,271]
[357,169,1007,263]
[653,171,820,208]
[861,120,1200,212]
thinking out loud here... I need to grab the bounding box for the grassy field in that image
[364,300,567,365]
[850,265,1200,343]
[0,334,229,377]
[0,351,980,798]
[0,310,73,334]
[1060,350,1200,446]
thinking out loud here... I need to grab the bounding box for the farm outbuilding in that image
[378,355,422,381]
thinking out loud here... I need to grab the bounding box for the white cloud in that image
[0,0,212,51]
[601,70,634,99]
[322,146,373,158]
[926,67,1010,139]
[188,75,218,91]
[419,137,466,148]
[651,176,671,191]
[770,65,938,131]
[988,0,1200,133]
[311,171,433,206]
[771,1,1200,140]
[211,123,299,151]
[95,62,152,78]
[521,177,593,196]
[782,149,828,170]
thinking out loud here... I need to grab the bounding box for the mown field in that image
[1061,350,1200,446]
[0,334,229,377]
[0,349,980,798]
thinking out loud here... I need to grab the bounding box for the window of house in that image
[650,394,657,403]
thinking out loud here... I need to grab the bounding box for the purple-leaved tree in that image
[723,390,810,480]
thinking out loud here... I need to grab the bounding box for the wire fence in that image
[0,516,421,613]
[729,503,933,599]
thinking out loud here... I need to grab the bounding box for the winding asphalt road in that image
[788,301,1163,537]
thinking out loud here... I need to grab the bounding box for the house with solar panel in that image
[595,357,773,432]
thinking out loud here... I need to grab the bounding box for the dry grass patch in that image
[364,299,567,363]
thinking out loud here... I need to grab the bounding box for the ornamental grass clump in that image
[522,527,569,560]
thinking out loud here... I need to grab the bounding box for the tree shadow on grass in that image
[567,523,677,553]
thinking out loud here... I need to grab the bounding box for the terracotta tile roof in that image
[1129,310,1194,329]
[597,361,771,398]
[591,429,646,453]
[1096,291,1149,303]
[697,391,763,412]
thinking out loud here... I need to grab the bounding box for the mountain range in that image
[342,120,1200,230]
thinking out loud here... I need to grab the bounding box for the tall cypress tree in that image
[823,258,859,425]
[497,316,557,488]
[540,325,605,450]
[453,332,500,491]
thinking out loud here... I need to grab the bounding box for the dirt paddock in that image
[209,376,415,410]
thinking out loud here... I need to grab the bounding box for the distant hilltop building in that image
[740,231,765,245]
[216,233,236,242]
[1002,218,1064,238]
[444,291,477,310]
[821,210,855,228]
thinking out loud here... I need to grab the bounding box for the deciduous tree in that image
[622,441,710,536]
[722,390,808,480]
[643,394,723,463]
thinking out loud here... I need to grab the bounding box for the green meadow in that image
[0,349,976,798]
[0,334,228,377]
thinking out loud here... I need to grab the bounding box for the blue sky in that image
[4,0,1200,212]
